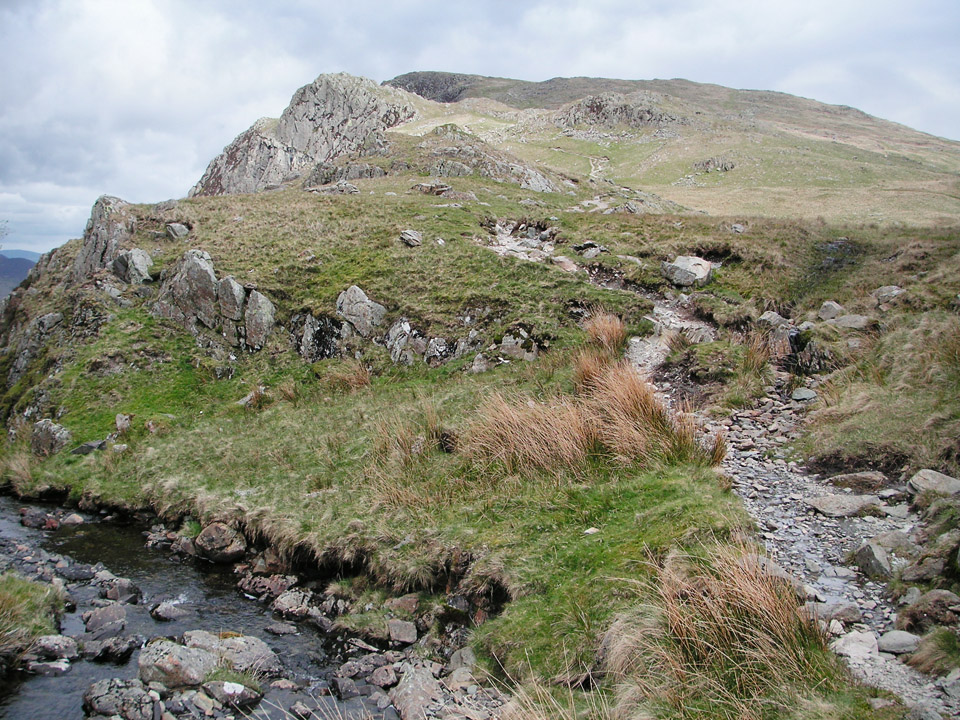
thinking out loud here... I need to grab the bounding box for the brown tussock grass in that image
[573,346,613,392]
[464,361,724,473]
[3,450,34,492]
[604,546,833,719]
[322,360,371,393]
[584,309,627,354]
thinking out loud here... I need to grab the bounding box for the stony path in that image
[627,293,960,718]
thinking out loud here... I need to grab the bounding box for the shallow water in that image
[0,496,344,720]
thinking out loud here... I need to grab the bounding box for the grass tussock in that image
[315,359,371,394]
[464,361,724,474]
[0,572,61,663]
[573,346,612,392]
[2,449,34,492]
[604,547,838,720]
[908,627,960,675]
[584,310,628,355]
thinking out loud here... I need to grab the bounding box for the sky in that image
[1,0,958,253]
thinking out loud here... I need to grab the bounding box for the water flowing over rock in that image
[72,196,136,282]
[190,73,416,196]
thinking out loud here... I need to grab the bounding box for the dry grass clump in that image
[907,627,960,675]
[743,331,771,376]
[605,547,834,719]
[464,362,724,473]
[573,346,612,391]
[463,392,594,474]
[318,360,371,393]
[2,450,34,492]
[584,310,627,354]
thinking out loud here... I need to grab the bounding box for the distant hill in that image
[0,254,36,297]
[1,250,42,262]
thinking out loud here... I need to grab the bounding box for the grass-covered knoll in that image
[0,572,61,670]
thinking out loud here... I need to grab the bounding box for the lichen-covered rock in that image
[554,92,681,129]
[191,73,416,196]
[661,255,712,287]
[72,196,136,282]
[195,522,247,563]
[112,248,154,284]
[184,630,282,676]
[336,285,386,337]
[909,469,960,496]
[818,300,844,320]
[31,419,71,456]
[292,313,343,362]
[138,639,218,687]
[83,678,154,720]
[244,290,276,349]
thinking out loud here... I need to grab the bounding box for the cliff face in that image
[190,74,417,196]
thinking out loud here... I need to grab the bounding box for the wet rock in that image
[195,522,247,563]
[818,300,844,320]
[84,603,127,634]
[804,493,880,518]
[150,600,191,621]
[897,590,960,633]
[877,630,921,654]
[390,663,444,720]
[34,635,78,660]
[19,507,58,529]
[101,577,142,604]
[238,573,298,600]
[388,619,418,644]
[661,255,712,287]
[265,622,298,636]
[138,639,218,687]
[112,248,154,284]
[908,469,960,496]
[203,680,262,707]
[854,541,892,579]
[273,588,315,619]
[82,634,145,663]
[183,630,282,676]
[336,285,386,337]
[83,678,155,720]
[31,419,71,456]
[57,563,96,581]
[244,290,276,349]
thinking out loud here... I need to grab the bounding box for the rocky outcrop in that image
[304,161,387,188]
[31,419,71,456]
[554,92,682,129]
[290,312,344,362]
[661,256,713,287]
[111,249,153,285]
[152,250,275,351]
[190,73,416,196]
[72,196,136,282]
[336,285,386,338]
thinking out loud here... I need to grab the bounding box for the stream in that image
[0,495,382,720]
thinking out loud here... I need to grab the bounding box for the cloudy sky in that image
[2,0,958,253]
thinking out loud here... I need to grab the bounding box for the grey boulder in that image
[661,255,712,287]
[336,285,386,337]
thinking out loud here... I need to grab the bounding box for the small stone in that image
[818,301,844,320]
[400,230,423,247]
[388,618,418,644]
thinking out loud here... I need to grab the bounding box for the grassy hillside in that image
[386,72,960,226]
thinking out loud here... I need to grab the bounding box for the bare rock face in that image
[336,285,386,338]
[244,290,276,349]
[112,249,153,285]
[32,419,71,456]
[72,196,136,282]
[153,250,218,331]
[554,91,681,129]
[190,73,416,196]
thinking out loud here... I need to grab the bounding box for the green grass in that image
[0,572,61,666]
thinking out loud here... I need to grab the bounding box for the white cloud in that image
[0,0,958,252]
